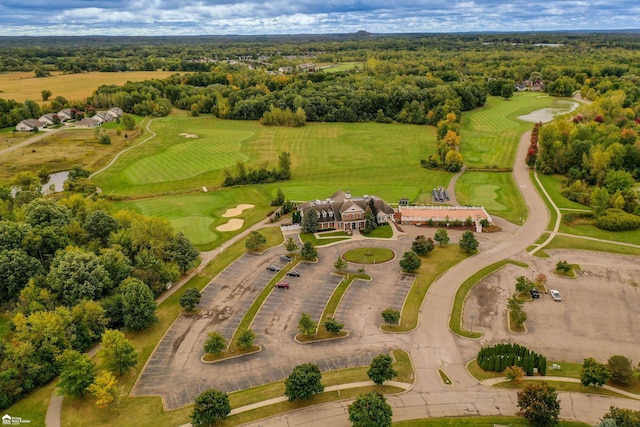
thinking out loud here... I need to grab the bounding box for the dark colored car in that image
[280,255,292,262]
[286,270,300,277]
[267,265,281,272]
[530,289,540,299]
[275,281,289,289]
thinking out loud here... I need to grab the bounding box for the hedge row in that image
[477,343,547,376]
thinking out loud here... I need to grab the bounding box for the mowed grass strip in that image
[395,416,589,427]
[460,93,556,169]
[545,235,640,256]
[383,246,469,332]
[455,171,527,224]
[450,260,528,338]
[536,173,589,210]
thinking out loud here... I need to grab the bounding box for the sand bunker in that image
[216,218,244,232]
[222,203,255,217]
[179,133,198,138]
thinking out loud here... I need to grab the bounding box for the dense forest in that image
[0,171,200,409]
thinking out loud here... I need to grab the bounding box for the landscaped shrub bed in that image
[594,209,640,231]
[477,343,547,376]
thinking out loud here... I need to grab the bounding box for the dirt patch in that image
[216,218,244,232]
[179,133,198,138]
[222,203,255,218]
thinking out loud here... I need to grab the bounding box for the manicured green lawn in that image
[395,416,589,426]
[558,222,640,245]
[545,235,640,256]
[536,173,589,210]
[494,380,630,399]
[323,62,365,72]
[531,170,557,231]
[455,171,527,224]
[342,247,395,264]
[94,117,449,203]
[114,186,273,249]
[300,232,350,246]
[363,224,393,238]
[460,93,556,169]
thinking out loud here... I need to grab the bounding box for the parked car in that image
[530,288,540,299]
[275,281,290,289]
[280,255,292,262]
[267,265,281,272]
[286,270,300,277]
[549,289,562,301]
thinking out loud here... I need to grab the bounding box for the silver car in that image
[549,289,562,301]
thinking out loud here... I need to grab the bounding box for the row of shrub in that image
[477,343,547,376]
[594,209,640,231]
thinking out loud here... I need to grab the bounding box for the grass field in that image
[342,247,395,264]
[460,93,557,169]
[0,71,176,104]
[323,62,364,73]
[536,173,589,210]
[544,235,640,256]
[93,117,449,202]
[114,187,273,249]
[0,126,144,184]
[395,417,589,427]
[455,171,527,224]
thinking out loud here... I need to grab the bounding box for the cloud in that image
[0,0,637,35]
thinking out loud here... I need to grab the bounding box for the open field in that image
[0,71,176,103]
[93,117,448,201]
[460,93,557,169]
[323,62,364,72]
[114,187,273,249]
[455,171,527,224]
[0,126,144,184]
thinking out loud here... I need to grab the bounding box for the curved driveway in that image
[240,132,640,426]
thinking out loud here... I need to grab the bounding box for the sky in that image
[0,0,638,36]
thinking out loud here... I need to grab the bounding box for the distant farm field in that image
[0,71,176,103]
[94,117,449,203]
[460,93,556,169]
[455,171,526,224]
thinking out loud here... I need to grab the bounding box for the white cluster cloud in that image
[0,0,637,35]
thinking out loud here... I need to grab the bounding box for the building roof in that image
[298,191,395,224]
[398,205,491,222]
[19,119,44,128]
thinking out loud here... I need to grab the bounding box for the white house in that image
[108,107,123,118]
[57,108,73,121]
[16,119,44,132]
[38,113,57,126]
[92,111,114,123]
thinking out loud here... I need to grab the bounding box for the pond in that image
[42,171,69,194]
[518,99,579,123]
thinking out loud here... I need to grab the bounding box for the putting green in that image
[122,130,253,184]
[169,216,220,246]
[342,247,395,264]
[456,171,525,223]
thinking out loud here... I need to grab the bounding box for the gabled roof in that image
[19,119,44,128]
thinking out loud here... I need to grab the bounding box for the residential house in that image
[108,107,123,119]
[92,111,114,123]
[57,108,73,121]
[297,191,395,231]
[74,118,101,128]
[38,113,57,126]
[16,119,44,132]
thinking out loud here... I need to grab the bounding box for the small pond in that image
[518,100,579,123]
[42,171,69,194]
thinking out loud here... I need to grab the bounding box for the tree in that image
[434,228,449,247]
[84,210,120,244]
[399,251,421,273]
[323,318,344,334]
[581,357,611,387]
[301,207,319,233]
[278,151,292,180]
[284,363,324,401]
[0,249,43,301]
[191,389,231,426]
[272,188,285,206]
[121,113,136,130]
[119,278,158,331]
[591,186,610,217]
[501,83,515,99]
[363,206,377,234]
[507,296,523,312]
[57,349,97,398]
[517,382,560,426]
[348,392,393,427]
[334,256,348,272]
[411,235,434,256]
[23,197,71,227]
[285,237,298,255]
[511,309,527,327]
[534,273,547,288]
[555,260,571,273]
[204,332,226,355]
[459,230,479,253]
[381,308,400,325]
[168,232,200,273]
[367,354,398,386]
[41,89,53,101]
[180,288,202,312]
[298,312,317,336]
[506,365,526,383]
[87,371,120,411]
[245,231,267,252]
[607,355,633,386]
[300,241,317,261]
[99,329,138,376]
[600,406,640,427]
[98,248,133,288]
[237,329,255,350]
[515,276,535,294]
[444,150,464,172]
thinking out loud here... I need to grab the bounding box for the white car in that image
[549,289,562,301]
